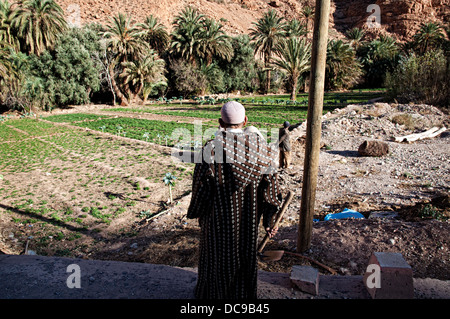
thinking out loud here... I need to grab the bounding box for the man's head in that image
[219,101,247,129]
[283,121,290,128]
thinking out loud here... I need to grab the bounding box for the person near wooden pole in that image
[187,101,282,299]
[278,121,291,169]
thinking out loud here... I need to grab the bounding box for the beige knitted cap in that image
[220,101,246,125]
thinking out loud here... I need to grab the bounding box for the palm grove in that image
[1,0,449,113]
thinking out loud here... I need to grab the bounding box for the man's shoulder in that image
[203,132,276,164]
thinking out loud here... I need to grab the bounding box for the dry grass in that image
[390,113,417,131]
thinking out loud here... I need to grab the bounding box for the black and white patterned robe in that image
[187,130,282,299]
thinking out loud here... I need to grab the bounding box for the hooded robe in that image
[187,130,282,299]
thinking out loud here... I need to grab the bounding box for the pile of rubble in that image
[290,102,448,142]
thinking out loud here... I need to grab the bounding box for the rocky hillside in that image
[54,0,449,40]
[333,0,450,39]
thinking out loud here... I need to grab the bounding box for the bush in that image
[220,35,260,93]
[167,35,261,96]
[168,59,208,96]
[357,36,400,88]
[390,114,416,131]
[199,62,226,94]
[27,27,101,109]
[385,50,450,108]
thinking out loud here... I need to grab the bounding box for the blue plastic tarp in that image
[324,208,365,221]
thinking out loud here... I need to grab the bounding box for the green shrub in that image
[385,50,450,108]
[357,36,400,88]
[220,35,260,93]
[199,62,226,94]
[419,204,447,221]
[27,27,101,109]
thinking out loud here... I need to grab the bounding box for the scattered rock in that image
[268,0,281,8]
[358,140,389,157]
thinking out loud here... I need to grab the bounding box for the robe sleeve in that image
[258,173,282,228]
[186,161,214,219]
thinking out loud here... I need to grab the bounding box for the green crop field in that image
[0,117,196,257]
[105,91,384,127]
[43,114,219,147]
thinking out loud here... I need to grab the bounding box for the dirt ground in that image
[1,101,449,299]
[97,102,450,280]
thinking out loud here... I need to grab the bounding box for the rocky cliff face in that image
[55,0,274,36]
[54,0,449,40]
[332,0,449,40]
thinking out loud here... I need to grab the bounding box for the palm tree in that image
[198,18,233,65]
[284,18,308,39]
[170,7,205,64]
[0,0,16,48]
[137,15,169,55]
[272,37,311,100]
[0,41,14,81]
[102,13,147,105]
[301,5,314,34]
[3,46,27,93]
[103,13,147,63]
[11,0,67,56]
[358,35,399,87]
[412,22,445,55]
[249,9,286,93]
[171,8,233,67]
[119,49,166,102]
[142,77,167,102]
[345,27,366,51]
[326,39,362,90]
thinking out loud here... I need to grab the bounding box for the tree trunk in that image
[135,84,143,104]
[264,54,271,94]
[108,65,128,106]
[290,77,298,101]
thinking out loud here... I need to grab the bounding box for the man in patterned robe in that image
[187,101,282,299]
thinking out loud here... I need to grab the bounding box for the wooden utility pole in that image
[297,0,330,253]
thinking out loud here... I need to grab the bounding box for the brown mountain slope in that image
[53,0,449,40]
